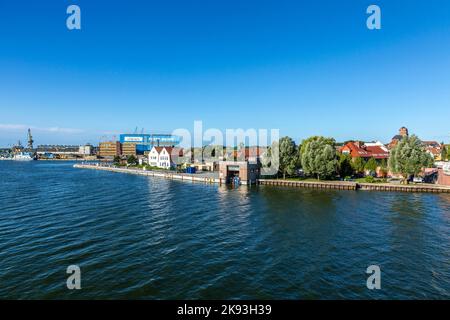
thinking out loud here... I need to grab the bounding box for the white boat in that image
[12,152,35,161]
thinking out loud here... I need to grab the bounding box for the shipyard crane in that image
[27,128,34,149]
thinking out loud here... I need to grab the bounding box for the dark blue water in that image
[0,161,449,299]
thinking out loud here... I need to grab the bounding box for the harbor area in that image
[74,163,450,193]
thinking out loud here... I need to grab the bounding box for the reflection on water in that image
[0,161,449,299]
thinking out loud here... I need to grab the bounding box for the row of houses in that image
[339,127,446,162]
[125,126,443,172]
[145,145,265,169]
[337,127,448,180]
[98,126,448,185]
[145,145,261,185]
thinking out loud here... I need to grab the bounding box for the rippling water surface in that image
[0,161,449,299]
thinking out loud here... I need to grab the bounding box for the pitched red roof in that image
[152,146,183,157]
[426,147,440,156]
[340,142,389,159]
[364,146,389,159]
[340,142,371,157]
[422,141,440,148]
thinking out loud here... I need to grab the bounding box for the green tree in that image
[378,158,388,178]
[300,136,336,156]
[352,157,366,174]
[388,135,434,183]
[301,136,338,180]
[364,157,378,173]
[338,153,354,178]
[127,155,138,165]
[278,136,299,179]
[113,155,121,165]
[441,143,448,161]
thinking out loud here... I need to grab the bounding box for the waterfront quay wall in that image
[357,182,450,193]
[258,179,357,191]
[73,163,224,184]
[74,164,450,193]
[258,179,450,193]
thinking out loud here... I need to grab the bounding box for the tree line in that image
[270,135,434,182]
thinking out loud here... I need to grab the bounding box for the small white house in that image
[148,146,182,169]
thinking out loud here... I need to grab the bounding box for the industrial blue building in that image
[119,134,180,154]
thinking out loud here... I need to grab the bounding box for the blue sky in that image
[1,0,450,146]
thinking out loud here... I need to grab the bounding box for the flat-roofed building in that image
[121,142,137,156]
[99,141,121,158]
[218,160,260,185]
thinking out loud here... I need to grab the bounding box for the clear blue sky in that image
[1,0,450,146]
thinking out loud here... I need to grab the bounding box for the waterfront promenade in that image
[74,163,221,184]
[74,163,450,193]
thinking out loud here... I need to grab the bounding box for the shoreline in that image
[73,163,224,184]
[74,163,450,193]
[259,179,450,193]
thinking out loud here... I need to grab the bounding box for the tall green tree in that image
[352,157,366,174]
[388,135,434,182]
[300,136,336,156]
[364,157,378,173]
[278,136,299,179]
[301,136,338,180]
[338,153,354,178]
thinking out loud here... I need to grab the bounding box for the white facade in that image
[148,148,160,167]
[158,148,172,168]
[148,147,180,168]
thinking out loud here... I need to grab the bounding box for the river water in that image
[0,161,449,299]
